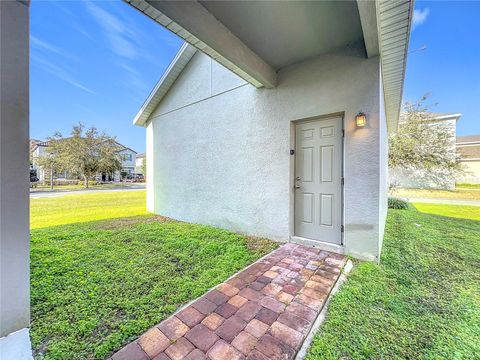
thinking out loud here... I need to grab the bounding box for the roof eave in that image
[133,43,197,127]
[377,0,415,134]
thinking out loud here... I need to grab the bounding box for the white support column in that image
[0,1,32,359]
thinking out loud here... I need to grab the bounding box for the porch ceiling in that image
[126,0,413,132]
[198,1,364,70]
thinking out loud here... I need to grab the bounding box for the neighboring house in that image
[118,146,137,176]
[389,113,461,190]
[130,1,414,262]
[135,152,145,174]
[457,135,480,183]
[31,139,137,183]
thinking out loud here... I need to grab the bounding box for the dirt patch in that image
[244,235,278,253]
[96,215,174,230]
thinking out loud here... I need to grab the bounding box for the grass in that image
[456,183,480,189]
[414,202,480,221]
[307,204,480,359]
[394,187,480,201]
[30,191,148,229]
[30,193,277,359]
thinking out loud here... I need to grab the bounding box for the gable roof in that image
[134,43,197,127]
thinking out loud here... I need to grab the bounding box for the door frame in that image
[289,112,345,247]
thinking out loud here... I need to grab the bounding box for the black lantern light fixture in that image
[355,112,367,128]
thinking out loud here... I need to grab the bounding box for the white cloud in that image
[85,1,138,59]
[30,36,76,60]
[31,55,96,94]
[412,8,430,30]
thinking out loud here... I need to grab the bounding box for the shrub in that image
[388,197,409,209]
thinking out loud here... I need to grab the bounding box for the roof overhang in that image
[133,43,197,126]
[376,0,414,132]
[127,0,413,131]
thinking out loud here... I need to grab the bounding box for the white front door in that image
[294,116,343,244]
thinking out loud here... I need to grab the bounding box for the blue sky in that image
[404,1,480,136]
[30,1,182,153]
[31,1,479,153]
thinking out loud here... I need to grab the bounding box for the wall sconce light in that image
[355,112,367,128]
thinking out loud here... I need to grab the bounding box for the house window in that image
[122,153,132,161]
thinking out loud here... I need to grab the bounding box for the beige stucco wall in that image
[458,160,480,183]
[146,44,386,261]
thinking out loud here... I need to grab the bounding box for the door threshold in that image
[290,236,345,254]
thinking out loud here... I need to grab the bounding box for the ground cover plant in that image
[307,204,480,359]
[30,192,277,359]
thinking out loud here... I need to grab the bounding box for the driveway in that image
[408,197,480,207]
[30,184,145,199]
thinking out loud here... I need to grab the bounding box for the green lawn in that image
[414,202,480,221]
[307,204,480,359]
[30,191,148,229]
[456,183,480,189]
[30,192,277,359]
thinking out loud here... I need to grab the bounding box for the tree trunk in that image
[50,165,54,191]
[84,175,89,188]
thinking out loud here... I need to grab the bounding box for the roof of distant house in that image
[428,112,462,120]
[457,135,480,144]
[457,135,480,160]
[136,152,146,159]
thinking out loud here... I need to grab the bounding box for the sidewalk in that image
[408,197,480,207]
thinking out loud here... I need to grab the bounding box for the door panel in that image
[294,117,343,244]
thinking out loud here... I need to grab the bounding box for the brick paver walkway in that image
[110,243,346,360]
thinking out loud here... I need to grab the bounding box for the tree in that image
[35,146,62,190]
[141,157,146,179]
[39,123,123,188]
[389,95,464,188]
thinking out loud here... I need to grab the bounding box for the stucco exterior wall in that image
[458,160,480,183]
[147,44,384,261]
[377,66,388,258]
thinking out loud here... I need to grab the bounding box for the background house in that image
[389,112,461,190]
[117,146,137,177]
[131,1,414,262]
[457,135,480,183]
[31,139,137,183]
[135,152,145,174]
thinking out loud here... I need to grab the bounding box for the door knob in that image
[294,185,301,189]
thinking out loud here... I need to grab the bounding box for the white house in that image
[457,135,480,183]
[389,112,461,190]
[130,0,414,262]
[0,2,414,356]
[135,152,146,174]
[117,146,137,177]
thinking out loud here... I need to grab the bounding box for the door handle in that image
[295,176,301,189]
